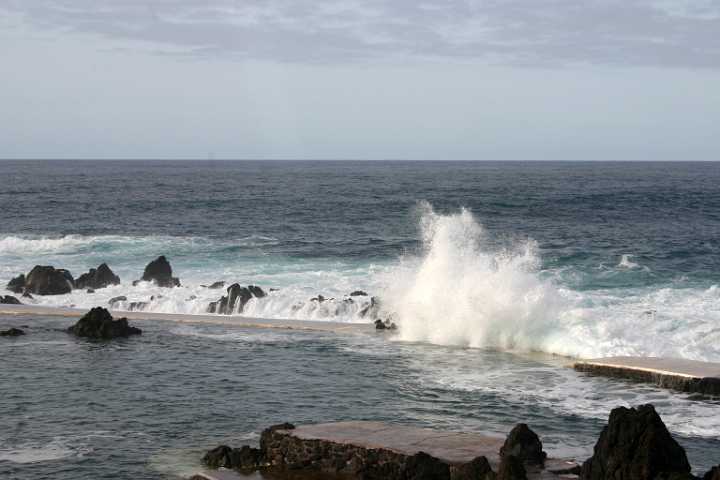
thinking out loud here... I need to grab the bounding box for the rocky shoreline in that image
[197,405,718,480]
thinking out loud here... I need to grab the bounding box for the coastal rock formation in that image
[375,319,398,330]
[1,327,25,337]
[6,274,25,293]
[500,424,546,466]
[206,281,225,289]
[0,295,22,305]
[24,266,74,295]
[68,307,142,339]
[450,456,495,480]
[350,290,368,296]
[497,455,527,480]
[580,404,691,480]
[704,466,720,480]
[135,256,180,288]
[208,284,266,314]
[108,295,127,307]
[359,296,381,318]
[75,263,120,290]
[202,445,263,470]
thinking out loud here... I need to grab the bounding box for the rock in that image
[22,291,33,299]
[108,295,127,307]
[75,263,120,290]
[67,307,142,339]
[500,424,546,466]
[375,319,398,330]
[497,455,527,480]
[311,294,327,303]
[6,274,25,293]
[207,281,225,289]
[451,456,496,480]
[202,445,263,471]
[202,445,233,469]
[350,290,368,296]
[24,266,74,295]
[128,301,148,311]
[359,296,381,319]
[0,295,22,305]
[580,404,691,480]
[86,289,95,294]
[208,284,266,314]
[704,466,720,480]
[404,451,451,480]
[137,256,180,288]
[1,327,25,337]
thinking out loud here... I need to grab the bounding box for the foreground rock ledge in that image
[200,421,578,480]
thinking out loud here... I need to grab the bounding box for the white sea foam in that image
[618,254,640,269]
[0,438,92,464]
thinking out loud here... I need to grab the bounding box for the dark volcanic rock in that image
[108,295,127,307]
[22,291,33,299]
[208,284,266,314]
[202,445,263,470]
[350,290,368,296]
[68,307,142,339]
[24,266,74,295]
[404,451,450,480]
[500,424,546,466]
[0,295,22,305]
[451,455,495,480]
[580,404,691,480]
[704,466,720,480]
[207,281,225,289]
[75,263,120,290]
[128,301,148,311]
[1,327,25,337]
[359,296,381,319]
[6,274,25,293]
[497,455,527,480]
[137,256,180,288]
[375,319,397,330]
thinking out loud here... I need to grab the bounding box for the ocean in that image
[1,160,719,478]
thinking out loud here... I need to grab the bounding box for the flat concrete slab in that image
[574,356,720,395]
[0,304,374,334]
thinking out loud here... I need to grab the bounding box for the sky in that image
[1,0,719,160]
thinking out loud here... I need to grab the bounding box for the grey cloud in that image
[2,0,720,67]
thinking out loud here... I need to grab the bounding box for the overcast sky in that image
[1,0,719,160]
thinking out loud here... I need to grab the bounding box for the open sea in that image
[1,160,719,479]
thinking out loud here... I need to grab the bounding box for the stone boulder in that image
[350,290,368,296]
[500,424,546,466]
[497,455,527,480]
[580,404,691,480]
[451,456,495,480]
[404,451,451,480]
[136,256,180,287]
[206,281,225,289]
[68,307,142,339]
[6,274,25,293]
[0,295,21,305]
[75,263,120,290]
[1,327,25,337]
[24,266,74,295]
[704,466,720,480]
[202,445,263,470]
[108,295,127,307]
[208,284,266,315]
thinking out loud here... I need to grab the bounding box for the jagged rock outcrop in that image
[500,424,546,466]
[704,466,720,480]
[580,404,692,480]
[208,284,266,314]
[206,281,225,289]
[108,295,127,307]
[75,263,120,290]
[135,256,180,288]
[0,295,21,305]
[1,327,25,337]
[6,274,25,293]
[24,266,74,295]
[359,296,381,318]
[375,319,398,330]
[67,307,142,339]
[497,455,527,480]
[202,445,263,470]
[451,456,496,480]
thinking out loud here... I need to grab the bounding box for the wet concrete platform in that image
[573,356,720,395]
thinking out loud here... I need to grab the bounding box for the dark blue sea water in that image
[1,161,719,478]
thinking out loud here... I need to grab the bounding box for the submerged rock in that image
[24,266,74,295]
[375,319,397,330]
[108,295,127,307]
[359,296,381,319]
[580,404,691,480]
[202,445,263,470]
[6,274,25,293]
[0,327,25,337]
[0,295,21,305]
[350,290,368,296]
[500,424,546,466]
[136,256,180,288]
[206,281,225,289]
[75,263,120,290]
[68,307,142,339]
[208,284,266,315]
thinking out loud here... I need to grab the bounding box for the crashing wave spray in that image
[384,202,575,353]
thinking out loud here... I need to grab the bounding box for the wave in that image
[618,254,640,269]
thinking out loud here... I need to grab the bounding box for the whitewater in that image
[3,203,719,362]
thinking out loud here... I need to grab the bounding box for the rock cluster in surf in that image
[75,263,120,290]
[134,255,180,288]
[207,284,266,314]
[198,404,716,480]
